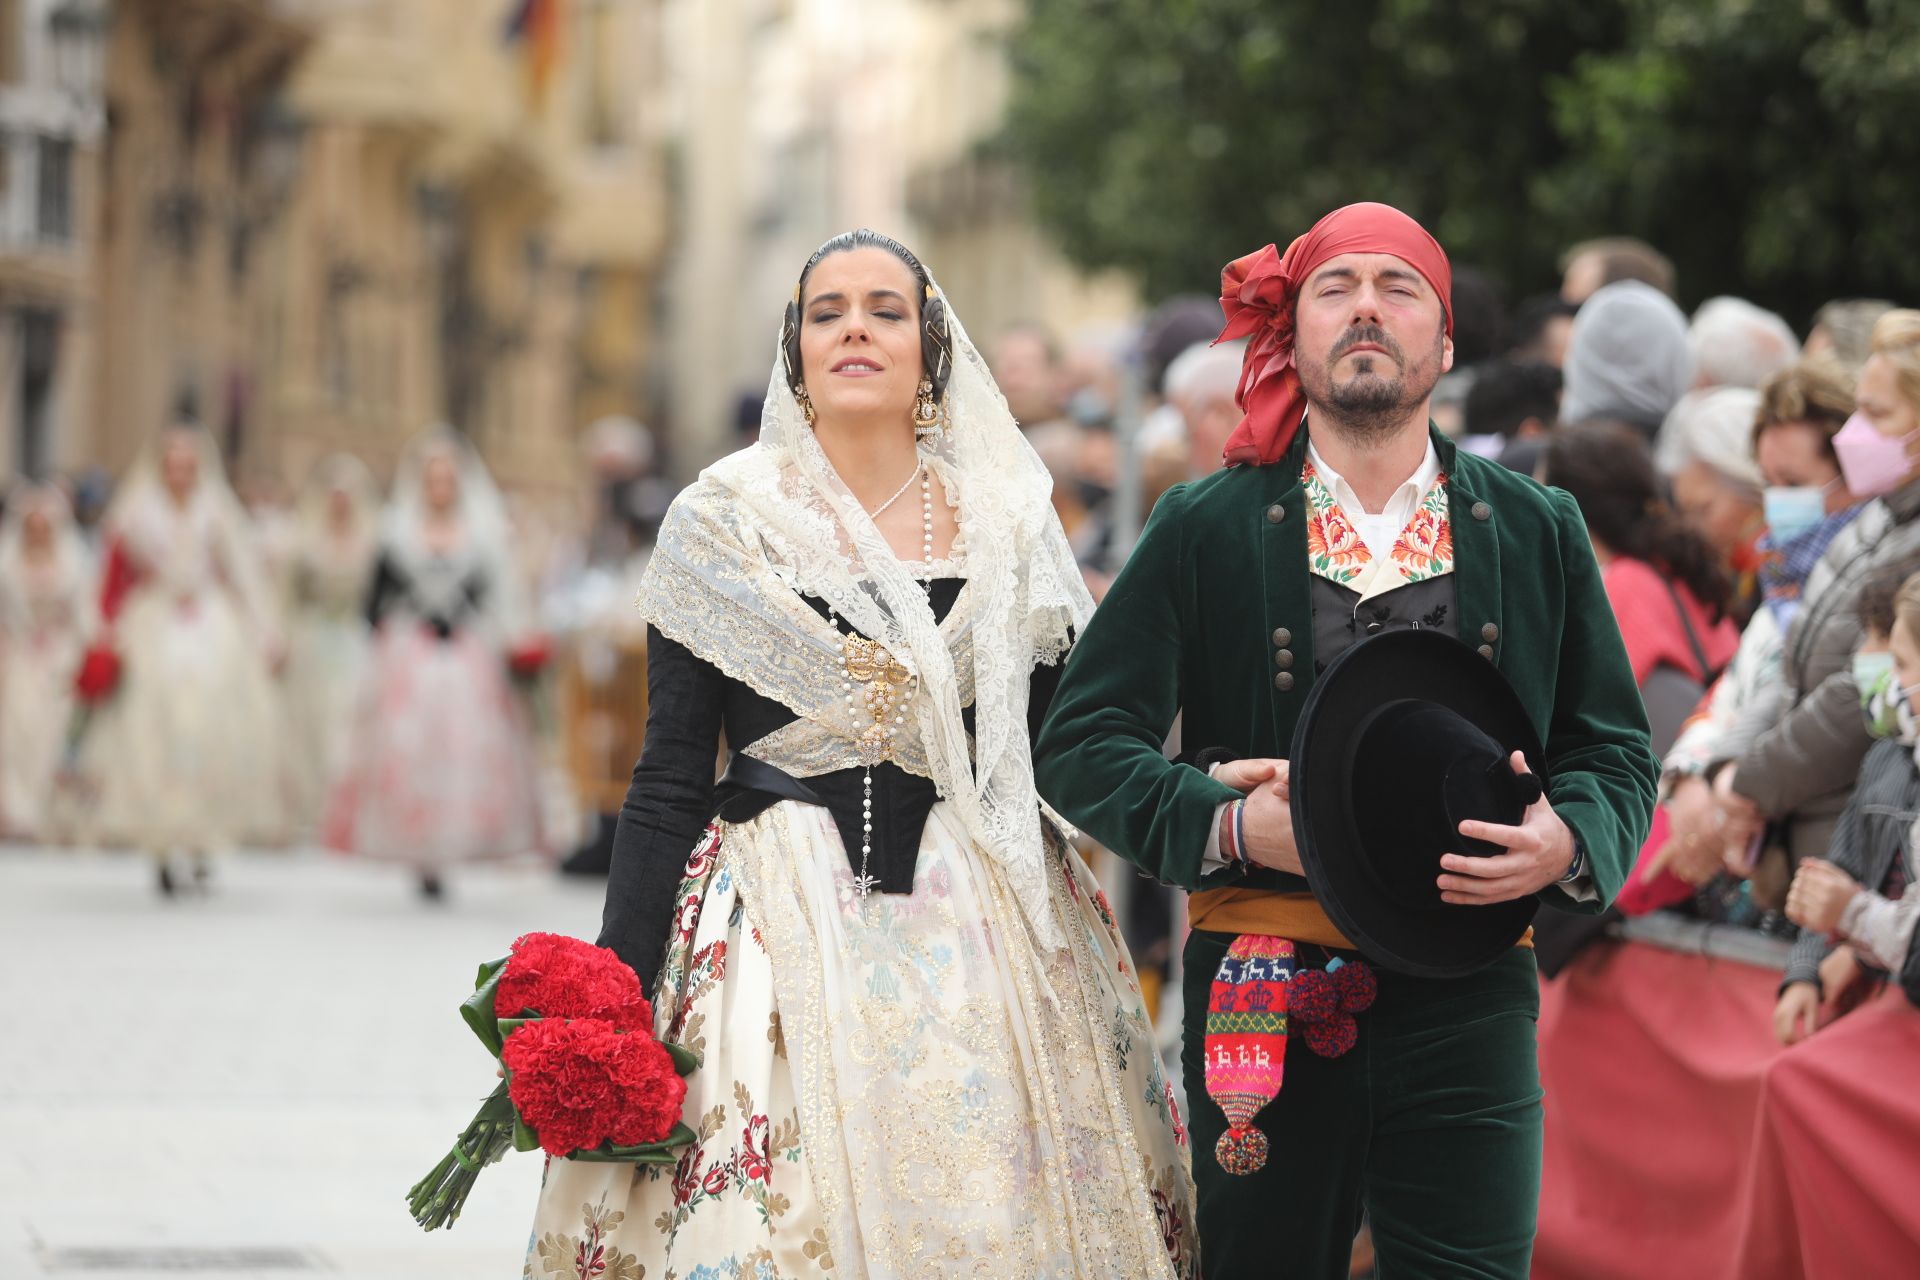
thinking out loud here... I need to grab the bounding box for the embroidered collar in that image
[1301,459,1453,602]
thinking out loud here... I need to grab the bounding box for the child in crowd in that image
[1774,568,1920,1043]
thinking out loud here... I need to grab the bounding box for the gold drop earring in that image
[912,378,939,435]
[796,385,817,426]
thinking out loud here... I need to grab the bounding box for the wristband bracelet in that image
[1233,799,1249,869]
[1558,838,1587,884]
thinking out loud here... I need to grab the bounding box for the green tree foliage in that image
[1005,0,1920,323]
[1541,0,1920,323]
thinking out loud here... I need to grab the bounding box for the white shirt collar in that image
[1306,434,1442,526]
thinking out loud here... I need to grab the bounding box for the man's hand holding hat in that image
[1439,751,1578,905]
[1213,757,1303,875]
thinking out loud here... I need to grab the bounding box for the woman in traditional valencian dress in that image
[0,484,94,839]
[524,231,1196,1279]
[325,429,542,899]
[279,454,379,838]
[87,423,285,891]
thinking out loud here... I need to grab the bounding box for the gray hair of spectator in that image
[1561,281,1695,431]
[1811,299,1897,369]
[1559,237,1677,298]
[1659,386,1765,498]
[1163,340,1245,407]
[1688,297,1801,390]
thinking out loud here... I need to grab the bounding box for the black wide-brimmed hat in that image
[1290,628,1545,979]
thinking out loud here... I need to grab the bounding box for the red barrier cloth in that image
[1535,939,1920,1279]
[1732,992,1920,1278]
[1536,941,1781,1279]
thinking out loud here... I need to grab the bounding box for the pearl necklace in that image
[829,455,937,899]
[867,460,922,519]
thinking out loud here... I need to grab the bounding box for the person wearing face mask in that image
[1766,568,1920,1043]
[1621,362,1863,911]
[1714,313,1920,898]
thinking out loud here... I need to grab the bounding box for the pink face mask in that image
[1832,412,1919,499]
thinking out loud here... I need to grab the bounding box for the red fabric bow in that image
[1215,202,1454,467]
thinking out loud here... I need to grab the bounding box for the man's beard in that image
[1299,324,1444,446]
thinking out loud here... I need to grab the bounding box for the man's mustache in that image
[1331,327,1404,362]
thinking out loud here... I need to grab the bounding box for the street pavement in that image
[0,845,610,1279]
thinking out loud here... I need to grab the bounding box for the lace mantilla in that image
[637,280,1092,944]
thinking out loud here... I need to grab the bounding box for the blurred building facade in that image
[662,0,1135,469]
[4,0,1126,492]
[21,0,668,501]
[0,0,109,480]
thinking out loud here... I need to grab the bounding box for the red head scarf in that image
[1214,202,1453,467]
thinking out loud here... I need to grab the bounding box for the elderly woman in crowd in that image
[1655,298,1802,477]
[1627,360,1862,903]
[1806,299,1896,371]
[1715,312,1920,897]
[1560,280,1694,439]
[1663,387,1769,624]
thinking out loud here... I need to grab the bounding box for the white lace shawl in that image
[637,285,1093,943]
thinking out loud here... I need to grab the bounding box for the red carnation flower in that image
[501,1017,686,1157]
[73,644,122,703]
[508,635,553,677]
[494,932,654,1033]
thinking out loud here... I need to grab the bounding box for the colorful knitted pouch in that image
[1205,934,1296,1175]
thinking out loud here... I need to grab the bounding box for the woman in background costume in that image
[86,422,285,891]
[280,454,379,837]
[325,428,542,898]
[0,484,94,839]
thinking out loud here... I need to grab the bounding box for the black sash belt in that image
[709,752,925,895]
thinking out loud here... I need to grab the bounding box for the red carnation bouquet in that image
[407,932,698,1231]
[74,644,122,702]
[507,633,554,682]
[63,642,123,764]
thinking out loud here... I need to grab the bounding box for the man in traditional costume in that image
[1035,203,1658,1277]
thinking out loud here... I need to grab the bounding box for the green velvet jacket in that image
[1033,425,1658,910]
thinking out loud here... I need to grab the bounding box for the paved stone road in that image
[0,846,610,1278]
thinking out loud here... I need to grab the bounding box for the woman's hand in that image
[1713,766,1763,876]
[1774,981,1821,1045]
[1643,776,1726,885]
[1785,859,1862,935]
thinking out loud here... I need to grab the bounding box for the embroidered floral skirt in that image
[525,801,1197,1279]
[323,622,540,867]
